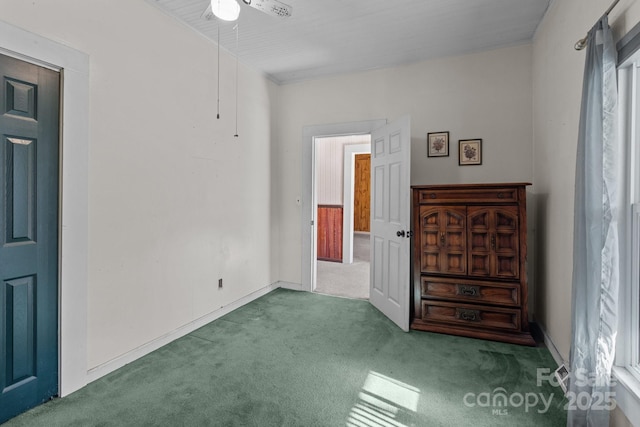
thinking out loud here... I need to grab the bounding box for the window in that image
[615,32,640,421]
[630,200,640,376]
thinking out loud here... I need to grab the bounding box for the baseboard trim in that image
[86,282,280,384]
[277,281,304,291]
[534,320,566,367]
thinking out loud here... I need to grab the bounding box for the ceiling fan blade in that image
[243,0,292,18]
[201,3,214,20]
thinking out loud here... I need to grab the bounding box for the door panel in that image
[389,161,401,224]
[369,116,410,331]
[388,240,401,304]
[5,136,37,243]
[373,166,384,221]
[373,236,384,293]
[5,276,36,387]
[0,53,60,423]
[353,154,370,232]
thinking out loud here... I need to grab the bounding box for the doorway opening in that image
[301,116,411,330]
[314,135,371,299]
[300,119,385,297]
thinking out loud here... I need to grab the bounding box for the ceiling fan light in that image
[211,0,241,21]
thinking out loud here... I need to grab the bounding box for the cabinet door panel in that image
[469,253,491,276]
[420,208,442,272]
[469,229,490,277]
[496,210,518,228]
[467,206,519,278]
[496,255,518,277]
[493,207,519,278]
[445,253,466,274]
[469,210,490,229]
[419,206,466,274]
[468,208,493,277]
[443,208,466,274]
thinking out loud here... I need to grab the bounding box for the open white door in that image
[369,115,411,331]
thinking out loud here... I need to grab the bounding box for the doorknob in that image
[397,230,405,237]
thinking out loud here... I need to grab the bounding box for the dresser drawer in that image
[420,300,521,331]
[417,188,518,204]
[421,277,519,306]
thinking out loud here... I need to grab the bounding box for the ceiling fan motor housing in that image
[248,0,292,18]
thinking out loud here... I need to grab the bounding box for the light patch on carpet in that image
[347,371,420,427]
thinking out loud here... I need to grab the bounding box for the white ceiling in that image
[148,0,551,84]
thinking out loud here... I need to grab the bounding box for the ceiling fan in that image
[203,0,293,135]
[202,0,292,21]
[241,0,292,17]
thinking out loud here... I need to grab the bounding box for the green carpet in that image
[5,289,567,426]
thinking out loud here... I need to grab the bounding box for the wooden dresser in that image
[411,183,535,346]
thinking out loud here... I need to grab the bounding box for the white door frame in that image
[342,143,371,264]
[0,21,90,397]
[301,120,386,292]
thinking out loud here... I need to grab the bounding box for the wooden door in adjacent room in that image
[353,154,370,232]
[0,53,60,423]
[317,205,343,262]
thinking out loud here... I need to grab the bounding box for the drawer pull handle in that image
[440,232,445,245]
[430,193,437,199]
[458,309,480,322]
[491,233,496,250]
[458,285,480,297]
[497,192,504,199]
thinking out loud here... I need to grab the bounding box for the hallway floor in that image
[316,233,369,299]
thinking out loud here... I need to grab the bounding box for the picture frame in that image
[427,131,449,157]
[459,139,482,165]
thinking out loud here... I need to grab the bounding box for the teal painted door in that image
[0,53,60,423]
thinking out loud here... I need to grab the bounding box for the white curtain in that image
[568,15,619,427]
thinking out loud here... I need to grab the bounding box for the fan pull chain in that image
[216,18,221,119]
[234,23,239,138]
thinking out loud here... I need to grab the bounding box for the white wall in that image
[276,44,534,284]
[316,135,371,205]
[1,1,278,369]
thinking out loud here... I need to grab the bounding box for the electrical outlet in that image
[218,278,223,288]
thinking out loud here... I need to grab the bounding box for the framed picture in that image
[427,131,449,157]
[459,139,482,165]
